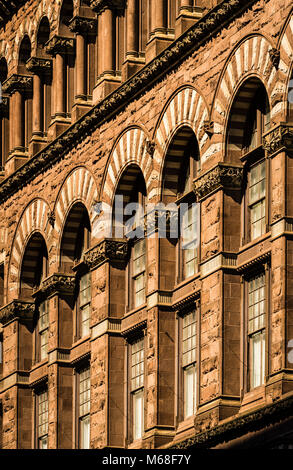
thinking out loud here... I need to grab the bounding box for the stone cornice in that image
[33,273,76,299]
[0,300,35,326]
[193,163,244,202]
[68,16,98,34]
[83,238,129,270]
[263,124,293,157]
[2,74,33,95]
[90,0,125,14]
[172,394,293,449]
[45,36,75,56]
[0,0,256,204]
[26,57,52,75]
[172,291,200,313]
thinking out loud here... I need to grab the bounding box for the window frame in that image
[76,364,91,449]
[35,387,49,449]
[128,237,147,311]
[127,335,145,443]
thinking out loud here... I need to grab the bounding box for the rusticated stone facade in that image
[0,0,293,450]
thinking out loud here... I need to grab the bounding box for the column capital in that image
[193,163,244,202]
[90,0,125,15]
[0,300,35,326]
[262,123,293,157]
[83,238,129,270]
[26,56,52,75]
[2,74,33,95]
[68,15,98,34]
[45,35,76,56]
[32,273,76,299]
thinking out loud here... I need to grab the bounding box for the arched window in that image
[227,80,270,243]
[114,165,147,311]
[18,35,33,151]
[20,234,49,363]
[60,203,91,341]
[36,17,52,136]
[162,126,200,282]
[0,57,9,169]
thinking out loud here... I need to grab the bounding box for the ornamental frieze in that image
[26,57,52,75]
[144,208,179,238]
[68,16,98,34]
[193,163,244,202]
[263,124,293,156]
[45,36,76,56]
[33,273,76,299]
[2,75,33,95]
[0,300,35,326]
[84,239,129,270]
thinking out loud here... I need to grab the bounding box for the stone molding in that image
[83,238,129,270]
[172,292,200,314]
[263,124,293,156]
[144,208,179,237]
[0,0,256,204]
[237,251,271,274]
[2,74,33,95]
[45,36,76,56]
[0,300,35,326]
[26,57,52,75]
[193,163,243,202]
[33,273,76,299]
[268,48,280,70]
[68,16,98,34]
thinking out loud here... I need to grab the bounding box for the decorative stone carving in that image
[172,292,200,314]
[91,0,125,14]
[203,120,214,137]
[263,124,293,156]
[84,239,129,270]
[2,74,33,95]
[144,208,179,238]
[47,210,56,227]
[0,96,9,118]
[269,48,280,70]
[26,57,52,75]
[68,16,98,34]
[145,140,156,158]
[0,300,35,326]
[33,273,76,299]
[0,0,255,205]
[193,163,244,202]
[45,36,75,56]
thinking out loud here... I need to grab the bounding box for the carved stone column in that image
[45,36,75,140]
[122,0,145,81]
[0,96,9,180]
[26,57,53,155]
[69,16,98,121]
[145,0,173,62]
[175,0,203,38]
[91,0,123,103]
[2,75,33,176]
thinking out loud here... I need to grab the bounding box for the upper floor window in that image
[77,366,91,449]
[248,160,266,241]
[246,270,267,390]
[36,389,49,449]
[77,272,91,338]
[130,337,145,441]
[38,300,49,362]
[130,238,146,309]
[181,309,197,419]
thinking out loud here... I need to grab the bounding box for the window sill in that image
[239,231,271,254]
[72,334,91,349]
[240,385,266,412]
[174,271,200,291]
[124,303,147,320]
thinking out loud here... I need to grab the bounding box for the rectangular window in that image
[248,272,266,390]
[182,310,197,418]
[78,367,90,449]
[248,160,266,241]
[39,300,49,362]
[132,239,146,308]
[37,390,48,449]
[181,204,199,280]
[130,338,144,441]
[79,273,91,338]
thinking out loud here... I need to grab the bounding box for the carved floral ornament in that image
[26,57,52,75]
[90,0,126,14]
[83,239,129,270]
[2,74,33,95]
[0,300,35,326]
[33,273,76,300]
[45,36,76,56]
[68,16,98,34]
[262,124,293,156]
[193,163,244,202]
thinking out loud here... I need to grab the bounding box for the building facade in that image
[0,0,293,450]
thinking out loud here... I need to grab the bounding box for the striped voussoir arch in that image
[279,13,293,112]
[154,87,209,163]
[213,35,282,155]
[54,167,98,235]
[102,127,153,205]
[8,199,52,300]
